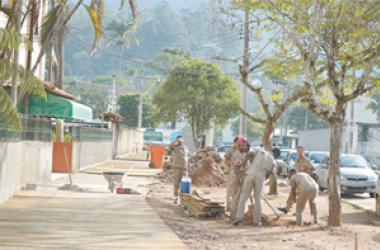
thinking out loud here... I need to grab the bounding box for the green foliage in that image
[64,83,108,117]
[231,118,264,142]
[256,0,380,122]
[152,48,190,75]
[106,18,136,47]
[118,92,157,128]
[0,87,21,132]
[287,105,328,131]
[152,59,239,146]
[64,1,241,79]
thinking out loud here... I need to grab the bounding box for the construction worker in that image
[229,137,249,220]
[294,146,315,175]
[278,170,318,226]
[233,150,276,226]
[169,135,188,204]
[224,137,239,212]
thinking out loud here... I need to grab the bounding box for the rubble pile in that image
[188,148,225,187]
[157,147,225,187]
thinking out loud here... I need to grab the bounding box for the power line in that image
[68,33,240,78]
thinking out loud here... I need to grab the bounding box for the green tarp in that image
[24,93,93,121]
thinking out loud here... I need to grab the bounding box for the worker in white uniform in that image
[233,150,276,226]
[278,170,318,226]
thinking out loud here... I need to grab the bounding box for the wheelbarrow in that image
[103,171,126,193]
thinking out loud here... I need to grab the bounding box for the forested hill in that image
[64,0,241,80]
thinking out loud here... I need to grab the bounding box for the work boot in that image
[278,207,288,214]
[174,197,179,204]
[233,219,242,226]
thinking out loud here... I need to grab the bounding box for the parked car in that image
[284,150,297,171]
[308,151,329,168]
[317,154,378,198]
[217,145,232,159]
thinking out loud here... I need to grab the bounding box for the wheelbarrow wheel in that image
[149,162,156,169]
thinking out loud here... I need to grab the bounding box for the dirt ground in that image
[147,178,380,250]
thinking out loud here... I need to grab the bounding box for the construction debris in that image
[180,191,225,218]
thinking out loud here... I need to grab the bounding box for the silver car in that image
[308,151,329,168]
[317,154,378,198]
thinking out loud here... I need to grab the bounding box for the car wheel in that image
[369,192,376,198]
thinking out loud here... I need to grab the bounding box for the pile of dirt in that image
[188,148,225,187]
[242,206,295,227]
[157,147,225,187]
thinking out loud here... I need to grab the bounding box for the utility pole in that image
[11,0,23,106]
[137,93,143,128]
[111,75,116,112]
[239,8,250,137]
[304,109,309,131]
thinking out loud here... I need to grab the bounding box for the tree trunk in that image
[328,117,344,226]
[56,26,65,89]
[10,0,23,106]
[23,0,37,114]
[262,122,277,195]
[262,122,274,151]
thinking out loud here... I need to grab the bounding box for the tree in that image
[231,117,264,142]
[64,84,108,117]
[259,0,380,226]
[152,59,239,149]
[288,105,328,131]
[225,1,323,153]
[367,93,380,122]
[118,93,157,128]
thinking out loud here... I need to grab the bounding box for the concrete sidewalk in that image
[0,174,187,250]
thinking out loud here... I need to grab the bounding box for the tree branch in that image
[240,108,266,124]
[243,81,273,119]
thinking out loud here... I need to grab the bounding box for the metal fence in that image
[71,127,113,142]
[1,114,113,142]
[0,114,52,142]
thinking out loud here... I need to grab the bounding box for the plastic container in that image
[180,176,192,193]
[149,145,166,169]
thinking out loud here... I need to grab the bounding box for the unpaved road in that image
[148,180,380,250]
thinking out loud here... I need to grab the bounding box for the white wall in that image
[0,141,52,204]
[72,141,113,170]
[298,128,331,151]
[114,125,144,157]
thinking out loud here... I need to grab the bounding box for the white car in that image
[317,154,378,198]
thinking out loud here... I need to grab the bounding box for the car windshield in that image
[310,153,327,163]
[340,155,368,169]
[279,151,289,160]
[218,146,231,153]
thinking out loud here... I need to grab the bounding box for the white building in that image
[298,96,379,163]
